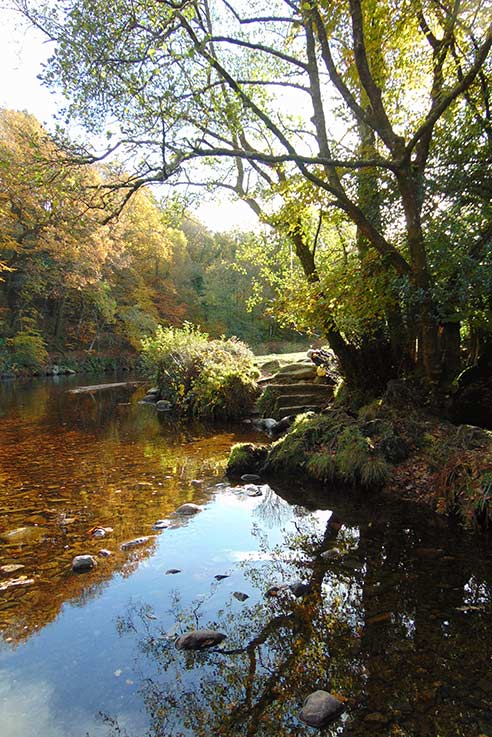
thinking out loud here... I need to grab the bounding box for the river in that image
[0,375,491,737]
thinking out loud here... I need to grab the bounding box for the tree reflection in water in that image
[103,506,492,737]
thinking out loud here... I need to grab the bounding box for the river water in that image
[0,376,491,737]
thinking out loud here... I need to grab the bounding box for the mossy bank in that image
[228,399,492,531]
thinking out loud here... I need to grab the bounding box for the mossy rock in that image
[227,443,269,477]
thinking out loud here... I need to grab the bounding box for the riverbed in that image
[0,376,491,737]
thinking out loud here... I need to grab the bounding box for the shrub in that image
[8,329,48,370]
[140,324,260,419]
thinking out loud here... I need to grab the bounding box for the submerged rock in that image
[165,569,181,575]
[299,690,344,728]
[120,536,152,550]
[72,555,97,573]
[0,526,47,544]
[173,503,202,516]
[0,576,34,591]
[175,629,227,651]
[0,563,25,574]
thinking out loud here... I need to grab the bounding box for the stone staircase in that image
[256,358,336,420]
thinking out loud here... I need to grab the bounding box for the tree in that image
[17,0,492,392]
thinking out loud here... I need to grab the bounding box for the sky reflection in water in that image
[1,376,492,737]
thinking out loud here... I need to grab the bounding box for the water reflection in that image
[102,492,492,737]
[1,378,492,737]
[0,377,263,644]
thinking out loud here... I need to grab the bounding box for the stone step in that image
[274,405,323,419]
[274,394,329,411]
[265,382,332,395]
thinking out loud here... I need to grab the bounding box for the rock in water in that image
[175,630,227,651]
[72,555,97,573]
[321,548,342,561]
[290,581,311,597]
[233,591,249,602]
[299,691,344,728]
[0,526,47,544]
[241,473,262,483]
[165,569,181,575]
[173,503,202,516]
[120,536,152,550]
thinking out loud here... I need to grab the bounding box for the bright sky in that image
[0,7,260,232]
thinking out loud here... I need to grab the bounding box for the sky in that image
[0,7,260,232]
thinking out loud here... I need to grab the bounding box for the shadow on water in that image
[99,478,492,737]
[1,377,492,737]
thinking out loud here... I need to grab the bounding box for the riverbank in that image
[0,351,139,379]
[229,358,492,531]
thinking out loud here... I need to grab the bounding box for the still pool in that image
[1,376,492,737]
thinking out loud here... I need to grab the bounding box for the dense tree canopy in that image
[13,0,492,390]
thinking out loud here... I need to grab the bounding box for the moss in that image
[306,451,337,482]
[226,443,268,476]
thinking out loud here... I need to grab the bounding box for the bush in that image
[7,330,48,371]
[141,324,260,419]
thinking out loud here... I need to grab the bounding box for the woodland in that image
[1,0,491,401]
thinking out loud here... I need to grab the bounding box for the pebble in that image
[175,629,227,651]
[299,690,344,728]
[233,591,249,602]
[153,520,170,530]
[98,549,112,557]
[72,555,97,572]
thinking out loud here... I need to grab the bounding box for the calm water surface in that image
[1,376,492,737]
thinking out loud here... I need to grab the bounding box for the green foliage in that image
[140,324,260,419]
[7,329,48,370]
[305,450,337,482]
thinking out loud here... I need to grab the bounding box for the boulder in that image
[251,418,278,435]
[72,554,97,572]
[173,503,202,516]
[299,690,344,728]
[175,629,227,650]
